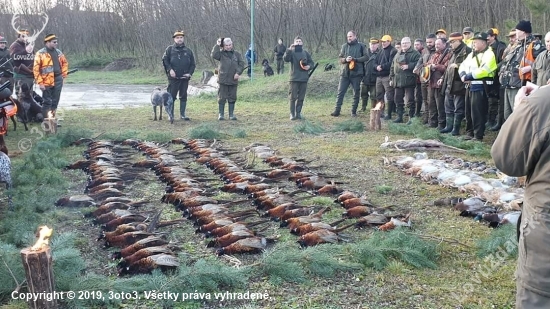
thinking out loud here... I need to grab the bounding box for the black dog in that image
[262,59,274,77]
[324,63,335,71]
[17,82,44,127]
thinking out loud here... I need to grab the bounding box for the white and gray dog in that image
[151,87,174,124]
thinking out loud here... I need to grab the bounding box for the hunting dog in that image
[262,59,274,77]
[151,87,174,124]
[17,82,44,128]
[324,63,335,71]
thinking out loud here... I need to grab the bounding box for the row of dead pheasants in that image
[58,138,409,275]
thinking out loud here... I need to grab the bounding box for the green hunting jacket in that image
[338,40,368,78]
[390,47,421,88]
[211,45,245,86]
[283,46,314,82]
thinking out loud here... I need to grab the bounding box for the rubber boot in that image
[218,102,225,120]
[351,102,358,117]
[406,105,416,124]
[228,102,237,120]
[440,115,454,133]
[289,100,296,120]
[451,115,464,136]
[360,100,367,112]
[180,100,189,120]
[296,101,304,119]
[393,105,404,123]
[384,101,395,120]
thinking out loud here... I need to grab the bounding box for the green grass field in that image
[0,68,516,309]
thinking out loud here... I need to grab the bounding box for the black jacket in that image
[363,48,379,85]
[162,44,196,79]
[375,44,397,77]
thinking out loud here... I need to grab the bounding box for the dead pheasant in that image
[117,246,175,270]
[290,218,347,236]
[215,237,271,256]
[118,254,180,276]
[113,236,170,259]
[206,230,257,248]
[55,195,96,207]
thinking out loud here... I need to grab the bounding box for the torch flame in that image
[31,226,53,251]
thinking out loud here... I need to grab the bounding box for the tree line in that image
[0,0,548,69]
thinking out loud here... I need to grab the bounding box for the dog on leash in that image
[151,87,174,124]
[262,59,274,77]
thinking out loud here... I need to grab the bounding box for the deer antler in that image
[27,13,49,48]
[11,13,23,34]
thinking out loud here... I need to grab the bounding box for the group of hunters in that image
[160,20,549,141]
[0,30,68,120]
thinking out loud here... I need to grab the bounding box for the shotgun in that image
[308,62,319,78]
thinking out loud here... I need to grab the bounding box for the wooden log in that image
[20,247,58,309]
[41,117,57,134]
[369,109,381,130]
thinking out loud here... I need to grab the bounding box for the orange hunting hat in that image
[436,29,447,35]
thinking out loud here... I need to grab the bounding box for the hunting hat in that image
[508,29,516,37]
[515,20,532,33]
[17,29,29,37]
[436,29,447,35]
[462,27,474,34]
[44,33,57,42]
[0,36,7,43]
[369,37,379,43]
[381,35,392,42]
[487,28,499,36]
[449,32,463,41]
[172,30,184,38]
[473,32,489,41]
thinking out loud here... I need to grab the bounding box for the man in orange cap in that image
[436,29,447,40]
[375,34,397,119]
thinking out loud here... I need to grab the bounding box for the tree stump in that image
[20,247,58,309]
[42,117,57,134]
[370,101,384,131]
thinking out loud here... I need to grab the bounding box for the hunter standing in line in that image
[283,36,314,120]
[211,38,245,120]
[9,29,34,95]
[33,33,68,117]
[359,38,380,112]
[162,30,196,120]
[458,32,497,141]
[273,38,286,74]
[330,30,368,117]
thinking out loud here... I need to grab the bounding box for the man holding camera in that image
[211,38,245,120]
[284,36,314,120]
[162,30,196,120]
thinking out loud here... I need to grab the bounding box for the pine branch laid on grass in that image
[294,120,326,135]
[476,224,517,259]
[349,230,439,270]
[332,119,364,133]
[188,124,222,139]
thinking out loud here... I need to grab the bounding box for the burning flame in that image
[31,226,53,251]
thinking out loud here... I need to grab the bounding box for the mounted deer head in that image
[11,13,49,53]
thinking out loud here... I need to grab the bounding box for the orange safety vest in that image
[520,42,536,81]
